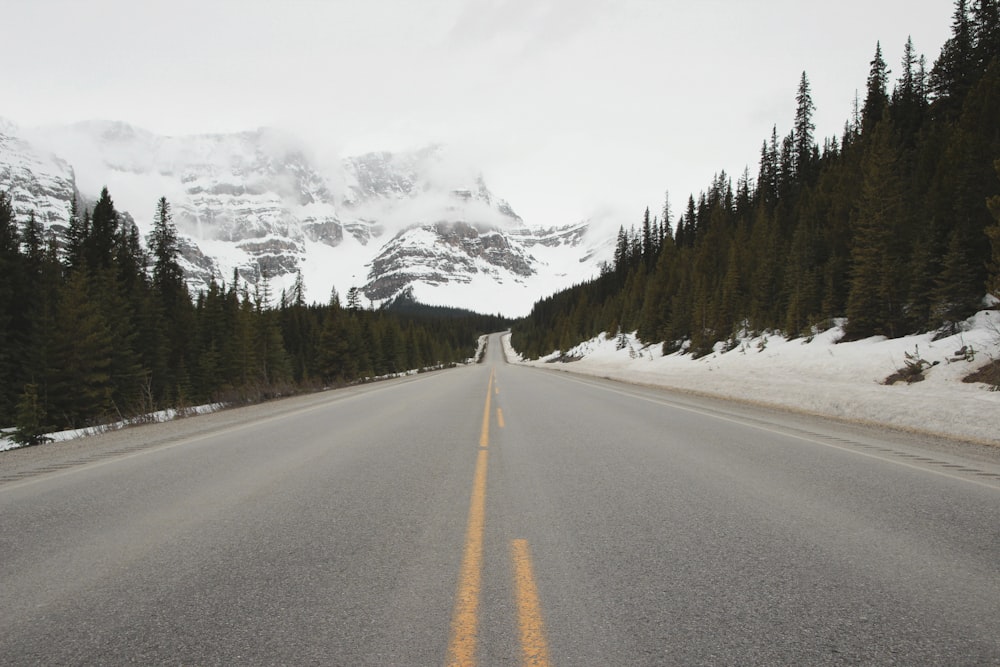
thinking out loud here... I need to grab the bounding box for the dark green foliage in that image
[987,160,1000,295]
[845,114,906,339]
[149,197,184,302]
[46,271,115,426]
[12,383,51,447]
[863,42,891,133]
[794,71,817,182]
[513,6,1000,359]
[84,187,119,272]
[0,191,21,420]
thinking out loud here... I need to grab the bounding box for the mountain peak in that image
[0,122,613,315]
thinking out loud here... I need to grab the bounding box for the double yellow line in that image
[446,368,551,667]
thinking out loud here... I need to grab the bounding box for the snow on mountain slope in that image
[0,119,613,314]
[0,130,77,232]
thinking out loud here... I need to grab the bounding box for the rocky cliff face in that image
[365,221,535,300]
[0,120,612,315]
[0,131,78,237]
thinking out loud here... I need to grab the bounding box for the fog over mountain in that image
[1,119,615,316]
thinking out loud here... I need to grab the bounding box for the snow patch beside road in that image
[504,310,1000,445]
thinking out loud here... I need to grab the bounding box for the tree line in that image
[513,0,1000,360]
[0,189,506,444]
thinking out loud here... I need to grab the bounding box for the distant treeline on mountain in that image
[0,191,507,443]
[513,1,1000,360]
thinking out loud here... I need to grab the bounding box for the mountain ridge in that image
[0,119,613,316]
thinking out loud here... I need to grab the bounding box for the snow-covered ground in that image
[504,309,1000,445]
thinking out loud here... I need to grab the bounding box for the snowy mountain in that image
[0,120,614,316]
[0,129,77,233]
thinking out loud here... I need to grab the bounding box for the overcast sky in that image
[3,0,954,228]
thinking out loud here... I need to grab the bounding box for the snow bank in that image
[0,403,224,453]
[505,310,1000,445]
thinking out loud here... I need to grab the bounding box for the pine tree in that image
[928,59,1000,323]
[785,202,823,335]
[932,226,983,329]
[64,196,86,270]
[319,308,359,383]
[862,42,890,133]
[15,213,60,419]
[115,220,148,296]
[794,71,816,182]
[292,271,306,307]
[346,286,362,311]
[84,187,119,271]
[972,0,1000,70]
[91,267,145,416]
[931,0,976,113]
[846,115,906,339]
[21,211,46,269]
[641,207,654,266]
[987,161,1000,296]
[150,196,184,302]
[12,383,50,446]
[256,306,291,388]
[46,272,114,426]
[0,191,21,421]
[893,37,928,139]
[660,191,674,240]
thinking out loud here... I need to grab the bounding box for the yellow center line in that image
[446,449,488,666]
[446,369,494,666]
[479,367,494,449]
[511,539,551,667]
[497,408,505,429]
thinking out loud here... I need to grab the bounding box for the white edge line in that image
[549,372,1000,493]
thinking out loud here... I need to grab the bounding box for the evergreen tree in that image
[660,191,674,240]
[91,266,145,416]
[84,187,119,271]
[12,383,51,447]
[15,213,57,410]
[862,42,891,132]
[846,115,906,338]
[346,286,362,311]
[893,36,929,139]
[757,127,780,210]
[21,211,46,269]
[785,204,823,335]
[641,207,654,266]
[931,0,975,113]
[150,197,184,302]
[972,0,1000,69]
[932,226,983,329]
[987,160,1000,296]
[0,191,21,421]
[794,71,816,182]
[46,271,114,426]
[318,308,355,382]
[64,196,86,270]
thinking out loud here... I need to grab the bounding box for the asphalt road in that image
[1,333,999,665]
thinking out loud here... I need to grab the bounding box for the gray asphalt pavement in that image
[1,333,998,665]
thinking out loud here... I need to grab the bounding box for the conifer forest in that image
[0,189,506,440]
[513,1,1000,360]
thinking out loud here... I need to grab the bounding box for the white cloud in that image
[2,0,954,228]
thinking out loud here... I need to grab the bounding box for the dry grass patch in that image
[963,359,1000,391]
